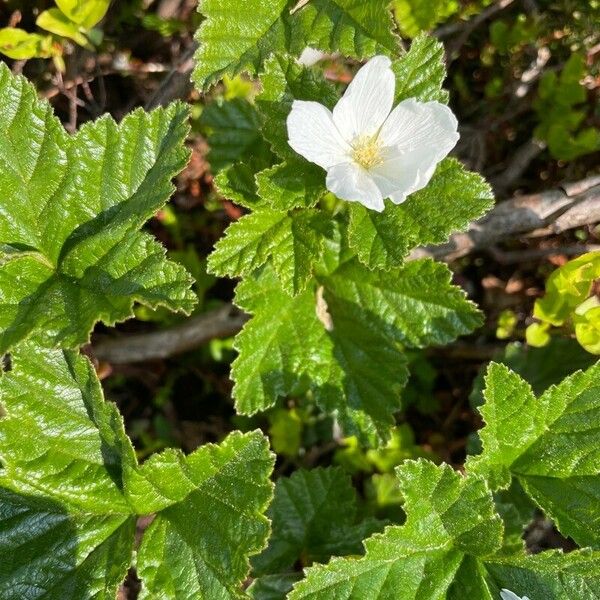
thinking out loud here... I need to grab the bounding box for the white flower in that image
[500,588,530,600]
[286,55,459,212]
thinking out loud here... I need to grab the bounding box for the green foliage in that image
[134,433,274,599]
[393,0,460,37]
[335,423,435,475]
[347,158,493,270]
[200,98,273,173]
[54,0,110,29]
[0,64,196,354]
[468,362,600,547]
[290,460,504,599]
[232,257,480,442]
[0,0,109,62]
[392,34,450,104]
[203,36,489,442]
[0,28,55,60]
[291,457,600,598]
[0,343,137,599]
[252,467,385,576]
[3,1,599,597]
[526,252,600,354]
[193,0,400,90]
[489,15,538,55]
[0,344,274,599]
[469,338,597,407]
[208,209,327,295]
[534,54,600,161]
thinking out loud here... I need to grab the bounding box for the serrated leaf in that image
[200,98,274,173]
[193,0,399,91]
[348,158,493,270]
[0,488,136,600]
[256,160,326,210]
[393,33,449,103]
[290,460,503,599]
[0,343,276,599]
[296,0,400,58]
[256,54,339,160]
[0,343,137,598]
[484,550,600,599]
[468,338,597,409]
[322,258,483,348]
[0,65,195,353]
[252,467,385,576]
[215,163,263,208]
[193,0,292,91]
[135,431,275,600]
[467,362,600,547]
[232,257,482,441]
[208,209,326,295]
[232,267,329,415]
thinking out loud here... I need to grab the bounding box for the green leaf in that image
[214,159,272,209]
[135,431,275,599]
[0,65,195,353]
[467,362,600,547]
[316,258,481,440]
[200,98,273,173]
[393,0,460,38]
[294,0,400,60]
[55,0,110,28]
[193,0,399,91]
[208,209,327,295]
[252,467,385,576]
[322,258,483,349]
[348,158,493,270]
[393,33,449,103]
[0,343,276,599]
[193,0,291,91]
[256,160,326,210]
[484,550,600,599]
[0,488,136,600]
[256,54,339,161]
[0,28,49,59]
[0,343,137,598]
[36,8,90,47]
[290,460,503,599]
[469,338,597,408]
[232,257,481,441]
[232,267,329,416]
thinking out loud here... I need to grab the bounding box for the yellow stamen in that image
[352,135,383,170]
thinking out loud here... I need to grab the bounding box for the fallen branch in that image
[92,175,600,364]
[410,174,600,261]
[93,304,248,364]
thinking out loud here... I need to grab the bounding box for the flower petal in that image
[326,162,384,212]
[368,145,442,205]
[378,99,459,154]
[369,100,459,204]
[332,56,395,142]
[287,100,351,169]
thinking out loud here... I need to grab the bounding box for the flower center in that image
[351,135,383,170]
